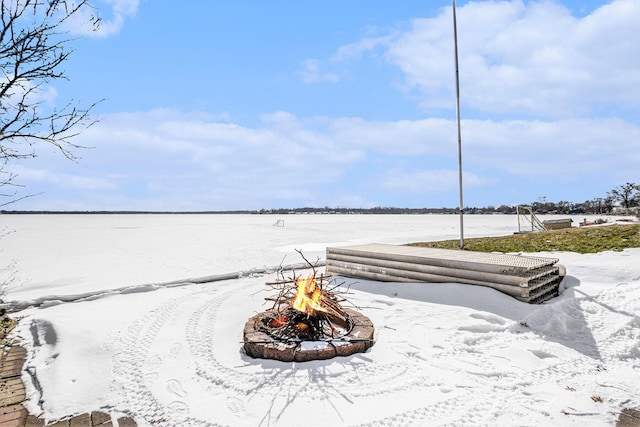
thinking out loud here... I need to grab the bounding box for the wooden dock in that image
[326,244,564,304]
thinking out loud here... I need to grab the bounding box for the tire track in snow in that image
[186,291,436,400]
[111,276,471,426]
[110,276,634,426]
[351,321,599,426]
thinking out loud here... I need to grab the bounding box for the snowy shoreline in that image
[3,214,639,426]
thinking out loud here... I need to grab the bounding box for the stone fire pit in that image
[242,258,375,362]
[243,307,374,362]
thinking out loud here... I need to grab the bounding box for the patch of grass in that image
[0,313,17,346]
[410,223,640,254]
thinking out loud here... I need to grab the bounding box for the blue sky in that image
[7,0,640,211]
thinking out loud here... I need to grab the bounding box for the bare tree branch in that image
[1,0,101,204]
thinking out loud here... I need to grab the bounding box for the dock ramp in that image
[326,244,564,304]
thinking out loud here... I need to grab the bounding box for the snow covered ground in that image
[2,214,639,426]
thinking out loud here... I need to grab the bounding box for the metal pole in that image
[452,0,464,249]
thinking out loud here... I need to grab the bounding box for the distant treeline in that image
[255,207,484,215]
[4,207,478,215]
[0,210,253,215]
[0,201,622,216]
[0,206,562,215]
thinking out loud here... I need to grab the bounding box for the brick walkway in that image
[0,345,137,427]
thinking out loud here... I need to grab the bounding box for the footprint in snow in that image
[169,343,182,358]
[226,396,246,417]
[147,354,162,367]
[167,379,187,398]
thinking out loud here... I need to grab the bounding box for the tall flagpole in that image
[452,0,465,249]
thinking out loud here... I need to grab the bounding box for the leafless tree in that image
[608,182,640,210]
[1,0,101,206]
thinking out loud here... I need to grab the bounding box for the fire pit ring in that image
[243,308,374,362]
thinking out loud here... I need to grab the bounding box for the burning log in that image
[289,276,351,327]
[243,251,374,361]
[259,253,357,341]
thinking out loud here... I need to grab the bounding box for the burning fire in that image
[246,264,375,361]
[290,276,329,316]
[258,267,355,342]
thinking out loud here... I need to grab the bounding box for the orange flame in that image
[290,276,328,315]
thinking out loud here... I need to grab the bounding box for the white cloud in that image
[12,165,117,191]
[10,100,639,210]
[95,0,139,36]
[328,117,454,156]
[13,109,624,208]
[0,76,59,109]
[367,0,640,117]
[299,59,340,84]
[381,169,489,194]
[65,0,139,37]
[299,32,396,85]
[9,2,640,211]
[462,117,640,177]
[331,34,393,62]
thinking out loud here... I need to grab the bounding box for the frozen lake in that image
[2,213,639,426]
[3,213,522,301]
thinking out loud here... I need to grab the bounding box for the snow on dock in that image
[326,243,564,303]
